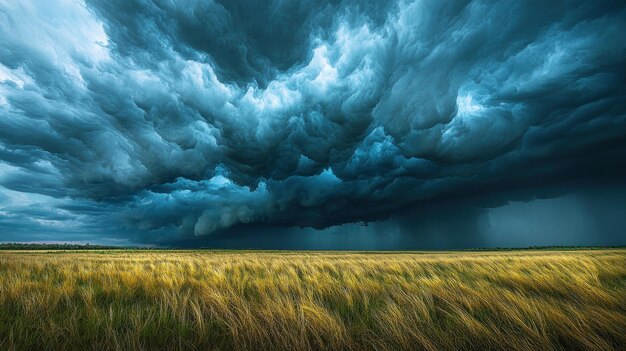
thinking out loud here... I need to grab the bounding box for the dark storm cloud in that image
[0,0,625,245]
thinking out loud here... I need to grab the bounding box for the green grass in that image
[0,249,625,350]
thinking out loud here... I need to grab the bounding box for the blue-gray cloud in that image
[0,0,625,246]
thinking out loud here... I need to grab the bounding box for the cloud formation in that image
[1,0,625,245]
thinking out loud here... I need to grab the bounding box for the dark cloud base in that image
[0,0,625,248]
[150,183,626,250]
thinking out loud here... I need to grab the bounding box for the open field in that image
[0,250,625,350]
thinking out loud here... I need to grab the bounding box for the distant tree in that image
[0,243,127,250]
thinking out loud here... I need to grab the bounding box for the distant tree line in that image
[1,243,622,251]
[0,243,126,250]
[464,245,626,251]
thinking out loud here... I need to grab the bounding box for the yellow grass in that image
[0,249,625,350]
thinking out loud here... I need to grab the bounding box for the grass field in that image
[0,250,625,350]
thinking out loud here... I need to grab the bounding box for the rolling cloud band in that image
[0,0,625,246]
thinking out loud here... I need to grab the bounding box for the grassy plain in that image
[0,249,625,350]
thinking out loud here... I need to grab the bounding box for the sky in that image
[0,0,625,248]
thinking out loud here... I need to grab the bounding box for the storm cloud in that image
[1,0,625,246]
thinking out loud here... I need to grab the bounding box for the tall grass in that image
[0,250,624,350]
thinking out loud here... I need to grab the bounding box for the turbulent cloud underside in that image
[0,0,625,245]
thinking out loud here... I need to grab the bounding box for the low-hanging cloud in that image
[1,0,625,245]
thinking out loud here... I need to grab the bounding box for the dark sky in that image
[0,0,625,248]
